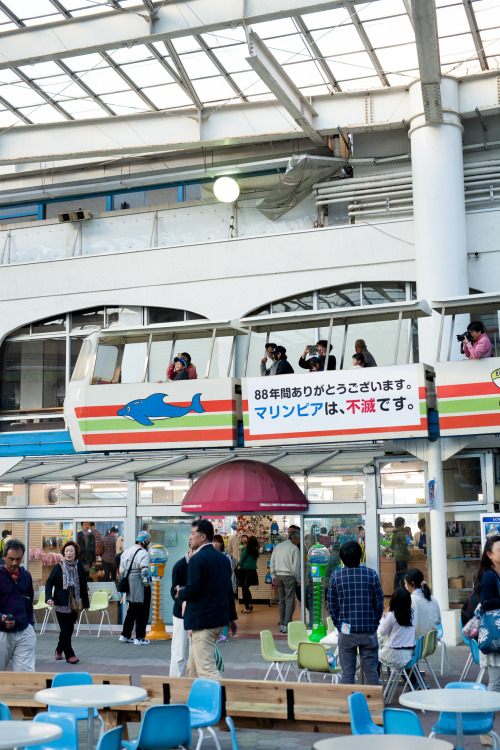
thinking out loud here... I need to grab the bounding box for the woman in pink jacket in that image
[460,321,492,359]
[166,352,198,380]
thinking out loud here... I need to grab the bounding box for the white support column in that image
[409,77,469,363]
[426,440,448,610]
[363,467,378,572]
[125,477,139,550]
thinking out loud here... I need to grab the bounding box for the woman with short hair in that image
[45,540,89,664]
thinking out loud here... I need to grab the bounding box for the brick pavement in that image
[32,632,499,750]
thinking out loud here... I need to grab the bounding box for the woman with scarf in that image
[46,540,89,663]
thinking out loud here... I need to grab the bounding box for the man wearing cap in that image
[172,357,189,380]
[119,531,152,645]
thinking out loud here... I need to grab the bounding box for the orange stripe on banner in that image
[76,399,235,419]
[83,428,236,445]
[243,419,427,441]
[439,414,500,429]
[437,382,499,398]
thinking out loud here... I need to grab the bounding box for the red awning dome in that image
[182,458,307,513]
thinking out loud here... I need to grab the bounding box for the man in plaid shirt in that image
[327,541,384,684]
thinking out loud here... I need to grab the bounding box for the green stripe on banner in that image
[78,414,236,432]
[242,414,249,427]
[438,396,500,415]
[419,401,426,416]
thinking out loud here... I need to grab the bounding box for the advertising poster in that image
[480,513,500,548]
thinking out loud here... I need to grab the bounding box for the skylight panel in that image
[265,33,311,65]
[109,46,152,65]
[10,0,61,22]
[282,60,328,87]
[338,75,385,91]
[355,0,407,21]
[65,3,110,16]
[472,0,500,29]
[62,54,104,72]
[190,75,237,104]
[101,90,150,113]
[210,45,252,74]
[201,28,247,47]
[18,61,63,78]
[141,83,193,109]
[177,51,220,79]
[439,32,478,66]
[169,36,201,54]
[480,27,500,56]
[314,24,364,57]
[78,66,129,94]
[437,4,471,35]
[327,50,376,81]
[301,7,353,31]
[300,83,332,97]
[376,44,419,75]
[31,74,74,97]
[252,18,298,38]
[386,69,420,86]
[363,15,415,47]
[0,109,20,127]
[0,70,22,84]
[120,60,174,87]
[22,103,67,124]
[231,70,272,97]
[60,99,110,118]
[1,83,45,108]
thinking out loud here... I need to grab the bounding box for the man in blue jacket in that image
[177,520,237,678]
[0,539,35,671]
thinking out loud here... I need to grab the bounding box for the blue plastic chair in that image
[348,692,384,735]
[187,678,222,750]
[96,727,123,750]
[122,705,190,750]
[382,634,426,705]
[459,636,485,683]
[0,701,11,720]
[430,682,500,748]
[460,630,473,681]
[383,707,424,736]
[50,672,105,736]
[225,717,239,750]
[30,713,78,750]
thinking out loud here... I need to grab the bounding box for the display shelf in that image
[446,536,481,540]
[448,557,480,561]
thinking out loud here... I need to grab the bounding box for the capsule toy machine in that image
[308,544,330,642]
[148,544,171,640]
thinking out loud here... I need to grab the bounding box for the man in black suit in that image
[177,520,237,679]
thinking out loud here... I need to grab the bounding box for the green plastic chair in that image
[287,621,309,652]
[34,590,59,635]
[420,629,441,688]
[297,641,341,683]
[76,591,112,637]
[260,630,298,681]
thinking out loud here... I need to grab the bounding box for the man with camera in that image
[299,340,336,371]
[0,539,35,672]
[457,321,492,359]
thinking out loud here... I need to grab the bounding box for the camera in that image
[308,345,318,356]
[6,614,13,621]
[456,331,472,343]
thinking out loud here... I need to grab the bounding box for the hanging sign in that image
[480,513,500,548]
[242,364,429,446]
[436,358,500,437]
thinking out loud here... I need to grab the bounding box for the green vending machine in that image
[308,544,330,642]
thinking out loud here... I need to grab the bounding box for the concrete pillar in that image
[125,478,138,549]
[409,78,469,363]
[363,467,378,572]
[426,440,448,611]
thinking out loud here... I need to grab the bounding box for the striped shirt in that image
[327,565,384,633]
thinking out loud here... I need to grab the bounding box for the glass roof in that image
[0,0,498,128]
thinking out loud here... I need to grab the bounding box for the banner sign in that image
[436,358,500,437]
[243,364,429,446]
[65,378,239,452]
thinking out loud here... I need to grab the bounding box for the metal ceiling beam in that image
[194,34,249,103]
[0,94,33,125]
[0,0,25,27]
[48,0,71,19]
[402,0,413,27]
[346,4,390,88]
[245,30,326,147]
[0,0,370,71]
[462,0,489,71]
[0,86,424,164]
[163,40,203,112]
[56,60,117,117]
[410,0,443,123]
[13,67,75,121]
[144,43,197,104]
[293,16,341,93]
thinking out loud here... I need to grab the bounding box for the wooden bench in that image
[138,676,384,734]
[0,672,132,723]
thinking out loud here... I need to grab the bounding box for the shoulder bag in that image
[119,548,141,594]
[477,574,500,654]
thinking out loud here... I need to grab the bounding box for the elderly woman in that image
[45,540,89,664]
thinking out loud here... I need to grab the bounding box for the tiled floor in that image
[33,631,500,750]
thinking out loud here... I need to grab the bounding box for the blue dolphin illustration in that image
[117,393,205,427]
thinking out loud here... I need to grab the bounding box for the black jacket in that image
[45,561,90,609]
[170,555,189,619]
[177,544,237,631]
[276,359,294,375]
[298,354,336,371]
[0,566,34,633]
[76,531,96,565]
[480,569,500,612]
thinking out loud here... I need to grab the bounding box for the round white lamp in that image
[213,176,240,202]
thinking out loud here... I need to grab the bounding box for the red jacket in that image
[166,363,197,380]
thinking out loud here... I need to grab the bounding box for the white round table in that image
[35,684,146,750]
[313,735,453,750]
[0,720,62,750]
[400,688,500,750]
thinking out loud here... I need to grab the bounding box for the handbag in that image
[69,587,83,613]
[478,575,500,654]
[462,604,481,640]
[118,548,141,594]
